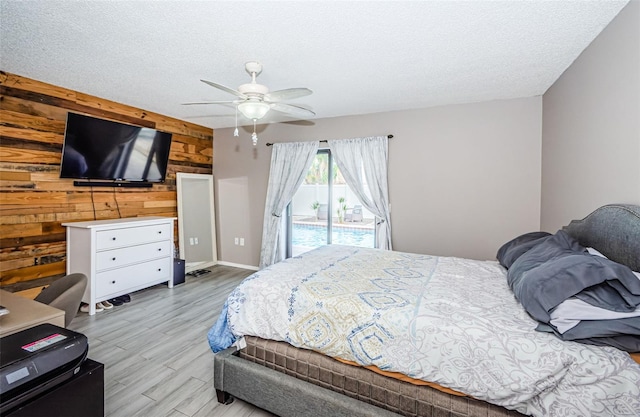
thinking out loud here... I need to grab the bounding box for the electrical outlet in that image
[34,257,39,265]
[194,237,198,244]
[240,238,245,246]
[189,237,194,245]
[234,237,239,245]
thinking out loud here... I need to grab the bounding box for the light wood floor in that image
[68,265,276,417]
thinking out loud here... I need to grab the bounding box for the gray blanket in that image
[498,230,640,352]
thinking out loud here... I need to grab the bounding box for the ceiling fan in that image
[183,61,315,145]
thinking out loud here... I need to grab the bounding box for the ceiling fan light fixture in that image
[238,101,270,120]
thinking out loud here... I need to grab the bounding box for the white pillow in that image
[586,247,607,258]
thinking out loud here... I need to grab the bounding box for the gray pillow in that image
[496,231,551,269]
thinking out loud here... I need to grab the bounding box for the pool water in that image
[292,223,374,249]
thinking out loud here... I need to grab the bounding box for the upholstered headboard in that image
[563,204,640,272]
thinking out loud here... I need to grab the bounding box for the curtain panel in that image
[259,141,319,268]
[328,136,392,250]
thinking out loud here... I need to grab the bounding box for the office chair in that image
[34,273,88,327]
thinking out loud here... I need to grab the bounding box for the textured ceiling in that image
[0,1,629,129]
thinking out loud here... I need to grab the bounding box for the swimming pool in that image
[292,223,374,249]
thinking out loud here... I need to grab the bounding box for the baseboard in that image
[216,261,259,271]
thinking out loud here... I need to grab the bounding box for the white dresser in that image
[63,217,176,315]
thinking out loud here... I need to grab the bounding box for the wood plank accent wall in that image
[0,72,213,291]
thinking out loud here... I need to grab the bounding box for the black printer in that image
[0,324,88,414]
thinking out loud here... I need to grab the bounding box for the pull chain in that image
[233,106,239,137]
[251,119,258,146]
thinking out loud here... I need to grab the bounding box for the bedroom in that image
[0,1,639,416]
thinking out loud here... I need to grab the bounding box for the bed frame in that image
[562,203,640,271]
[214,346,400,417]
[212,204,640,417]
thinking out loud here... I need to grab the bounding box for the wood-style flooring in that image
[68,265,276,417]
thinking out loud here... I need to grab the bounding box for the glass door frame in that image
[286,148,334,258]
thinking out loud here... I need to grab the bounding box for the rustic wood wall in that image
[0,72,213,292]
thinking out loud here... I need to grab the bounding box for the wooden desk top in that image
[0,289,65,338]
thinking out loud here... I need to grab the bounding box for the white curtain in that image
[328,136,392,250]
[259,141,319,268]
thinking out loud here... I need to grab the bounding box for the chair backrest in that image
[317,203,329,220]
[34,273,88,327]
[353,205,363,214]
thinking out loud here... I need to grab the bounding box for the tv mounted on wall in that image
[60,113,172,186]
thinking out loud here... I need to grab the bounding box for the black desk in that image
[5,358,104,417]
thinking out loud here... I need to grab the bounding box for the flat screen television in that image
[60,113,172,184]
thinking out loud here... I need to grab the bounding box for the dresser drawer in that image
[95,257,172,298]
[96,223,172,250]
[96,240,172,272]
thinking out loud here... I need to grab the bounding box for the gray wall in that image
[541,0,640,231]
[181,176,216,263]
[217,176,255,266]
[213,97,542,266]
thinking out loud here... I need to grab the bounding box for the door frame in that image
[286,149,334,258]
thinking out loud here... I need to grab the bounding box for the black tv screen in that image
[60,113,172,183]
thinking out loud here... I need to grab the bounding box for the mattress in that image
[239,336,526,417]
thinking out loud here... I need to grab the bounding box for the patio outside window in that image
[287,150,375,257]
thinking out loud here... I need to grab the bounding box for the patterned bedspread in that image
[208,245,640,416]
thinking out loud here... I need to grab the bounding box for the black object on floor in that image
[173,259,185,285]
[108,298,124,306]
[118,294,131,303]
[187,269,210,277]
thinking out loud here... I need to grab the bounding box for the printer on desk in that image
[0,324,88,414]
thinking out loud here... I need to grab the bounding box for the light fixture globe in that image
[238,101,270,120]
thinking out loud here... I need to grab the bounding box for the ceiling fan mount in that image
[244,61,263,77]
[238,61,269,97]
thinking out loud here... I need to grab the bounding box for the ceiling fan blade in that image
[181,100,237,105]
[264,88,312,102]
[270,102,316,118]
[200,79,247,99]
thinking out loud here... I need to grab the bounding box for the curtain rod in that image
[265,134,393,147]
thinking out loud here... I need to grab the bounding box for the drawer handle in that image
[158,248,162,251]
[158,268,162,272]
[112,237,117,241]
[158,231,162,234]
[111,280,116,284]
[112,257,116,261]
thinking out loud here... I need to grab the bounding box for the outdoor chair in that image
[317,203,328,220]
[345,205,364,222]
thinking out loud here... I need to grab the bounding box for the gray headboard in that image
[563,204,640,272]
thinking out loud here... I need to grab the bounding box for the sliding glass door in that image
[287,149,374,257]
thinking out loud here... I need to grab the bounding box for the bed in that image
[208,204,640,417]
